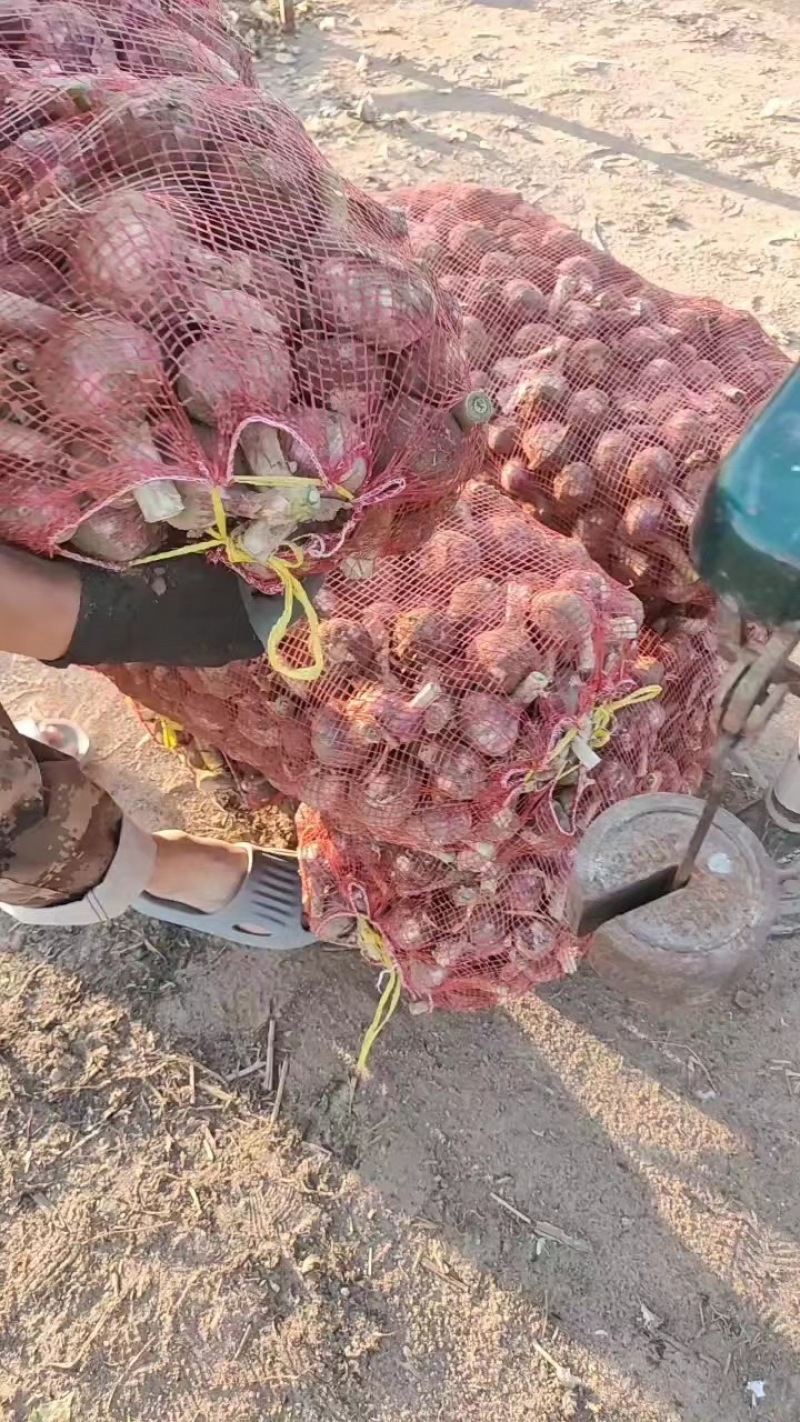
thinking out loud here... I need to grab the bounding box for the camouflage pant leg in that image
[0,706,121,909]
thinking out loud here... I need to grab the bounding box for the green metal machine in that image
[692,364,800,625]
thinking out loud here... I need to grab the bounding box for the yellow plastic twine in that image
[233,472,355,502]
[131,488,327,682]
[158,716,184,752]
[154,717,230,789]
[522,683,663,792]
[587,683,663,751]
[353,919,403,1082]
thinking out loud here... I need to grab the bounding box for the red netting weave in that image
[296,802,584,1012]
[394,182,790,616]
[293,607,721,1014]
[0,0,255,86]
[0,73,477,593]
[0,35,738,1010]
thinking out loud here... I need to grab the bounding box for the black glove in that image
[50,555,322,669]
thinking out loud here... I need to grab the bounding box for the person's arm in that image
[0,546,82,661]
[0,542,319,669]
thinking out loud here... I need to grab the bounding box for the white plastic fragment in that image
[746,1381,766,1408]
[133,478,184,523]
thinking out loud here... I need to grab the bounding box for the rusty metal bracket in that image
[718,622,800,742]
[671,621,800,889]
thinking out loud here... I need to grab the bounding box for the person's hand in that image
[52,555,323,668]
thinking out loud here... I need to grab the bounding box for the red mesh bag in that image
[0,0,254,85]
[296,803,585,1012]
[101,483,673,857]
[394,183,790,616]
[637,617,721,795]
[291,616,722,1013]
[0,75,477,615]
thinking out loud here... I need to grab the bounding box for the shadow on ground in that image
[4,895,800,1420]
[274,27,800,215]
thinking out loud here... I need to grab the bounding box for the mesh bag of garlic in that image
[395,182,789,620]
[0,0,255,86]
[290,614,720,1014]
[0,69,479,696]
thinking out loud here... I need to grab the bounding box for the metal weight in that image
[567,793,779,1009]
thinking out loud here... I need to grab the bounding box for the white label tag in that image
[571,735,601,770]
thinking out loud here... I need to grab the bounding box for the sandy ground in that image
[3,0,800,1418]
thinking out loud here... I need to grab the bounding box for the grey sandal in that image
[132,847,318,951]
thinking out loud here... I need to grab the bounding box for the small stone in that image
[318,14,336,29]
[569,55,615,73]
[761,97,796,118]
[355,94,380,125]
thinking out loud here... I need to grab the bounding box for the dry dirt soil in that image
[3,1,800,1419]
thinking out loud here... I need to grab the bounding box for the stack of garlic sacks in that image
[288,180,789,1011]
[291,176,788,1011]
[3,8,775,1011]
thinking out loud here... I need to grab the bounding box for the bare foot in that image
[148,832,250,913]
